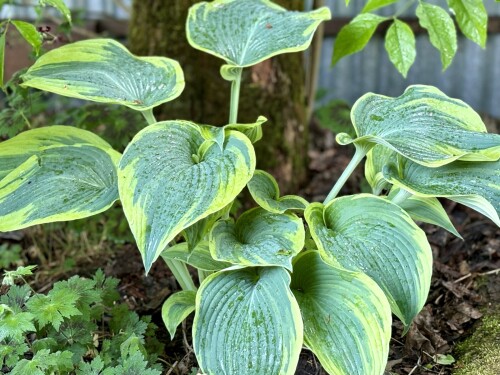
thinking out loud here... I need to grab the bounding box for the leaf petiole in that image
[229,67,243,124]
[323,144,369,204]
[163,258,197,291]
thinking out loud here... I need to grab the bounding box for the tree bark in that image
[129,0,308,193]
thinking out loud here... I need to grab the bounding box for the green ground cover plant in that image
[0,0,499,374]
[1,267,164,374]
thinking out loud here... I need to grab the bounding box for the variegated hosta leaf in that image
[21,39,184,111]
[186,0,331,69]
[161,241,231,272]
[118,121,256,273]
[193,267,303,375]
[383,159,500,226]
[395,194,462,238]
[339,85,500,167]
[210,207,305,270]
[365,145,396,194]
[291,251,391,375]
[305,195,433,326]
[161,290,196,339]
[0,126,120,231]
[225,115,267,143]
[182,203,232,251]
[247,170,308,213]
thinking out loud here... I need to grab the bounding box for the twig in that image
[453,273,472,283]
[480,267,500,276]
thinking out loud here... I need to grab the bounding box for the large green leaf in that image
[40,0,72,23]
[193,267,302,375]
[396,194,462,238]
[161,241,231,272]
[21,39,184,111]
[341,85,500,167]
[247,170,308,213]
[161,291,196,339]
[210,207,305,270]
[332,13,387,65]
[0,126,120,231]
[416,2,457,69]
[384,19,416,78]
[383,159,500,226]
[448,0,487,47]
[118,121,256,273]
[305,195,433,326]
[186,0,330,68]
[362,0,398,13]
[291,251,391,375]
[11,21,42,56]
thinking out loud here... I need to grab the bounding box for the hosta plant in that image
[1,0,500,374]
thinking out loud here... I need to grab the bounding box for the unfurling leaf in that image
[247,170,308,213]
[210,207,305,270]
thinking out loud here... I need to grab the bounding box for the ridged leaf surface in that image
[193,267,302,375]
[305,195,432,326]
[0,126,120,231]
[21,39,184,111]
[291,251,391,375]
[341,85,500,167]
[118,121,256,272]
[210,207,305,270]
[187,0,330,68]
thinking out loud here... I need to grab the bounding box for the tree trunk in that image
[128,0,308,193]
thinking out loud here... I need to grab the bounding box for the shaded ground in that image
[1,118,499,375]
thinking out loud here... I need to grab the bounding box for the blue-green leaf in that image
[305,195,433,326]
[396,194,462,238]
[193,267,303,375]
[342,85,500,167]
[0,126,120,231]
[187,0,331,68]
[118,121,256,273]
[384,159,500,227]
[161,291,196,340]
[21,39,184,111]
[291,251,391,375]
[247,170,308,213]
[161,241,231,272]
[332,13,387,65]
[210,207,305,270]
[416,2,457,69]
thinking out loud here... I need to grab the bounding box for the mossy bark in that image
[128,0,308,193]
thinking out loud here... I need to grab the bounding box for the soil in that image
[1,118,499,375]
